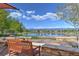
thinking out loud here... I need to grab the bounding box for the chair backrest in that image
[7,39,33,55]
[7,39,23,53]
[21,40,33,55]
[7,39,16,49]
[21,40,32,49]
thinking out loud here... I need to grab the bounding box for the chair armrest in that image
[33,46,40,51]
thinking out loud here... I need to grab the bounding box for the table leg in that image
[39,46,41,56]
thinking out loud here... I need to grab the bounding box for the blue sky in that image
[7,3,74,29]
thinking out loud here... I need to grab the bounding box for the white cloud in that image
[8,12,22,19]
[26,11,35,15]
[8,10,60,21]
[23,15,31,20]
[31,15,43,20]
[31,26,62,29]
[42,13,59,20]
[25,12,60,21]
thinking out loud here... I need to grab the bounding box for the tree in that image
[0,9,9,33]
[0,9,25,36]
[57,3,79,48]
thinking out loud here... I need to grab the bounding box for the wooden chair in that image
[7,39,40,56]
[7,39,23,56]
[20,40,40,56]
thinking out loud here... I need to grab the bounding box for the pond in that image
[25,33,65,37]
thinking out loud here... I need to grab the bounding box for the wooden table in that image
[32,42,45,55]
[32,42,45,46]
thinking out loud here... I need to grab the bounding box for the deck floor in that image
[0,46,52,56]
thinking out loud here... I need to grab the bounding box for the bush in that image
[16,34,23,36]
[31,36,40,39]
[0,34,9,37]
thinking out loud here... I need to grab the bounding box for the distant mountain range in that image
[28,28,79,30]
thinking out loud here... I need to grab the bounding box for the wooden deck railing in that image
[42,44,79,56]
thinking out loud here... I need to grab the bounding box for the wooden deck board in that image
[0,45,79,56]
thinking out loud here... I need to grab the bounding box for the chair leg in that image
[39,46,41,56]
[39,52,40,56]
[9,50,16,56]
[8,50,11,56]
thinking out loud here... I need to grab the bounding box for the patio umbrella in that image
[0,3,19,10]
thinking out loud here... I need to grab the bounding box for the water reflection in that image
[26,33,64,37]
